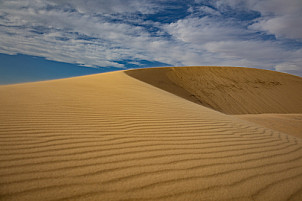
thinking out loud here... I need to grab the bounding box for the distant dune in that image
[126,66,302,114]
[0,67,302,201]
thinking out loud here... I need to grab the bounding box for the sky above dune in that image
[0,0,302,83]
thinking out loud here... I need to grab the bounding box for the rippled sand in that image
[0,67,301,201]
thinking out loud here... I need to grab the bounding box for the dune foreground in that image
[0,67,302,201]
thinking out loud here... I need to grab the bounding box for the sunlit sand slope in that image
[236,114,302,139]
[126,67,302,114]
[0,70,302,201]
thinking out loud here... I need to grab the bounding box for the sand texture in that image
[0,67,302,201]
[126,66,302,114]
[235,114,302,139]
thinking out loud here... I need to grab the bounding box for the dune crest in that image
[0,68,302,201]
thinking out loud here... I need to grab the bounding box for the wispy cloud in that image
[217,0,302,39]
[0,0,301,75]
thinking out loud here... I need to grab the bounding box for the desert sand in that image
[0,66,302,201]
[126,67,302,114]
[235,114,302,139]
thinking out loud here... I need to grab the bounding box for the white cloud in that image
[274,49,302,75]
[215,0,302,40]
[198,6,221,16]
[275,63,301,71]
[0,0,301,76]
[163,16,302,72]
[165,17,251,43]
[249,16,302,40]
[50,0,160,14]
[0,0,155,67]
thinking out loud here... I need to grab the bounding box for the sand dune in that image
[126,66,302,114]
[0,67,302,201]
[235,114,302,139]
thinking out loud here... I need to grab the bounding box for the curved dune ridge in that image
[0,67,302,201]
[126,66,302,114]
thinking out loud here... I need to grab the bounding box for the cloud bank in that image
[0,0,301,75]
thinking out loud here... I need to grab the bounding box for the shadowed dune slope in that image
[0,70,302,201]
[126,66,302,114]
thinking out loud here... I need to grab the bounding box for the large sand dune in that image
[0,67,302,201]
[126,66,302,114]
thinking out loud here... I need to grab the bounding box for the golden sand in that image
[0,67,301,201]
[126,66,302,114]
[235,114,302,139]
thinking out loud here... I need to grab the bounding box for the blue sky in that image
[0,0,301,84]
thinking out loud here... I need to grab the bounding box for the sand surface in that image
[235,114,302,139]
[0,67,302,201]
[126,66,302,114]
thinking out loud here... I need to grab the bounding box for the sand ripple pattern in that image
[0,71,301,201]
